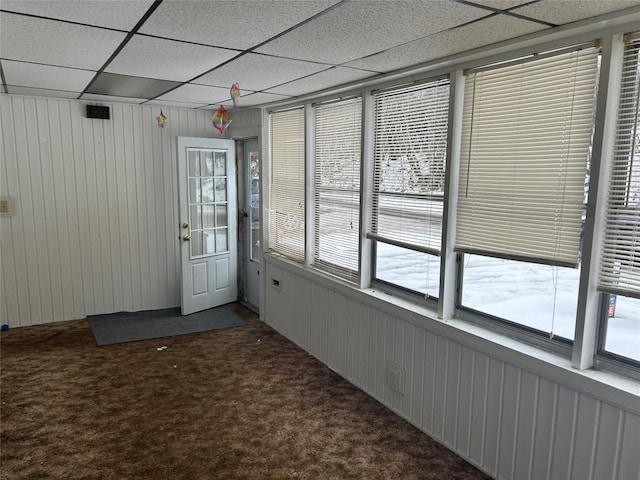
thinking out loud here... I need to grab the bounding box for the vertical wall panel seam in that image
[103,116,117,312]
[69,103,86,317]
[442,339,449,440]
[5,98,23,323]
[94,120,108,311]
[171,109,180,306]
[567,392,580,480]
[454,344,462,448]
[122,107,133,310]
[495,362,505,474]
[480,354,490,466]
[587,401,601,480]
[546,383,559,480]
[158,118,169,306]
[612,410,624,480]
[527,376,540,480]
[54,101,73,319]
[409,325,416,420]
[135,108,145,308]
[35,100,56,321]
[420,332,427,430]
[156,110,170,306]
[111,106,124,311]
[511,369,522,480]
[20,98,40,324]
[44,100,65,321]
[81,115,95,313]
[467,350,476,458]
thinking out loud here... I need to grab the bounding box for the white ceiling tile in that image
[467,0,533,9]
[345,15,547,73]
[255,0,489,64]
[265,67,377,96]
[155,84,230,104]
[229,92,292,107]
[5,86,80,99]
[0,0,154,30]
[81,94,146,104]
[511,0,640,25]
[0,13,127,70]
[139,0,340,50]
[146,100,209,109]
[105,35,238,82]
[2,60,95,92]
[194,53,330,91]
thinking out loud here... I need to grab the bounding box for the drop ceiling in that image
[1,0,638,110]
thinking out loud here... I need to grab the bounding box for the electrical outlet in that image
[386,361,405,395]
[0,196,14,216]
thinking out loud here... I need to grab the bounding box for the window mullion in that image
[359,91,375,288]
[439,70,465,320]
[305,103,315,268]
[573,34,625,370]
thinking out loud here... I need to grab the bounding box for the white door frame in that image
[177,136,237,315]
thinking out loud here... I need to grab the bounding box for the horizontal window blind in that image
[372,79,450,255]
[456,47,600,267]
[313,97,362,282]
[599,38,640,298]
[269,108,305,262]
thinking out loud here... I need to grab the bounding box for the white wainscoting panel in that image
[0,94,216,327]
[263,255,640,480]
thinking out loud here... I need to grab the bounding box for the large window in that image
[313,97,362,282]
[371,79,449,297]
[269,108,306,262]
[264,32,639,376]
[457,47,600,338]
[598,36,640,363]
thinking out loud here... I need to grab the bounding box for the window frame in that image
[369,78,451,299]
[262,29,640,380]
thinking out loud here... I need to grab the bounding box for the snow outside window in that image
[599,37,640,362]
[458,46,600,342]
[269,108,305,262]
[371,79,449,297]
[313,97,362,282]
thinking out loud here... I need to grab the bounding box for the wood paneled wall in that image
[264,256,640,480]
[0,95,216,327]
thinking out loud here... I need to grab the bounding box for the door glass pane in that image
[203,151,214,176]
[215,179,227,202]
[216,228,228,252]
[190,231,203,257]
[202,178,214,203]
[203,229,216,254]
[250,151,260,261]
[216,205,228,228]
[214,153,226,176]
[202,205,215,229]
[189,178,201,203]
[188,150,200,177]
[190,205,202,230]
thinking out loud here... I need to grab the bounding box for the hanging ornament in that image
[155,110,168,128]
[230,82,240,108]
[212,105,232,134]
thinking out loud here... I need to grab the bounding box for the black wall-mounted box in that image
[86,105,110,119]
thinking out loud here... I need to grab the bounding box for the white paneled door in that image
[178,137,237,315]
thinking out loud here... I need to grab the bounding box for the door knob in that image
[182,234,191,241]
[182,222,189,229]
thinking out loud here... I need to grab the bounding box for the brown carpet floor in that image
[1,304,490,480]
